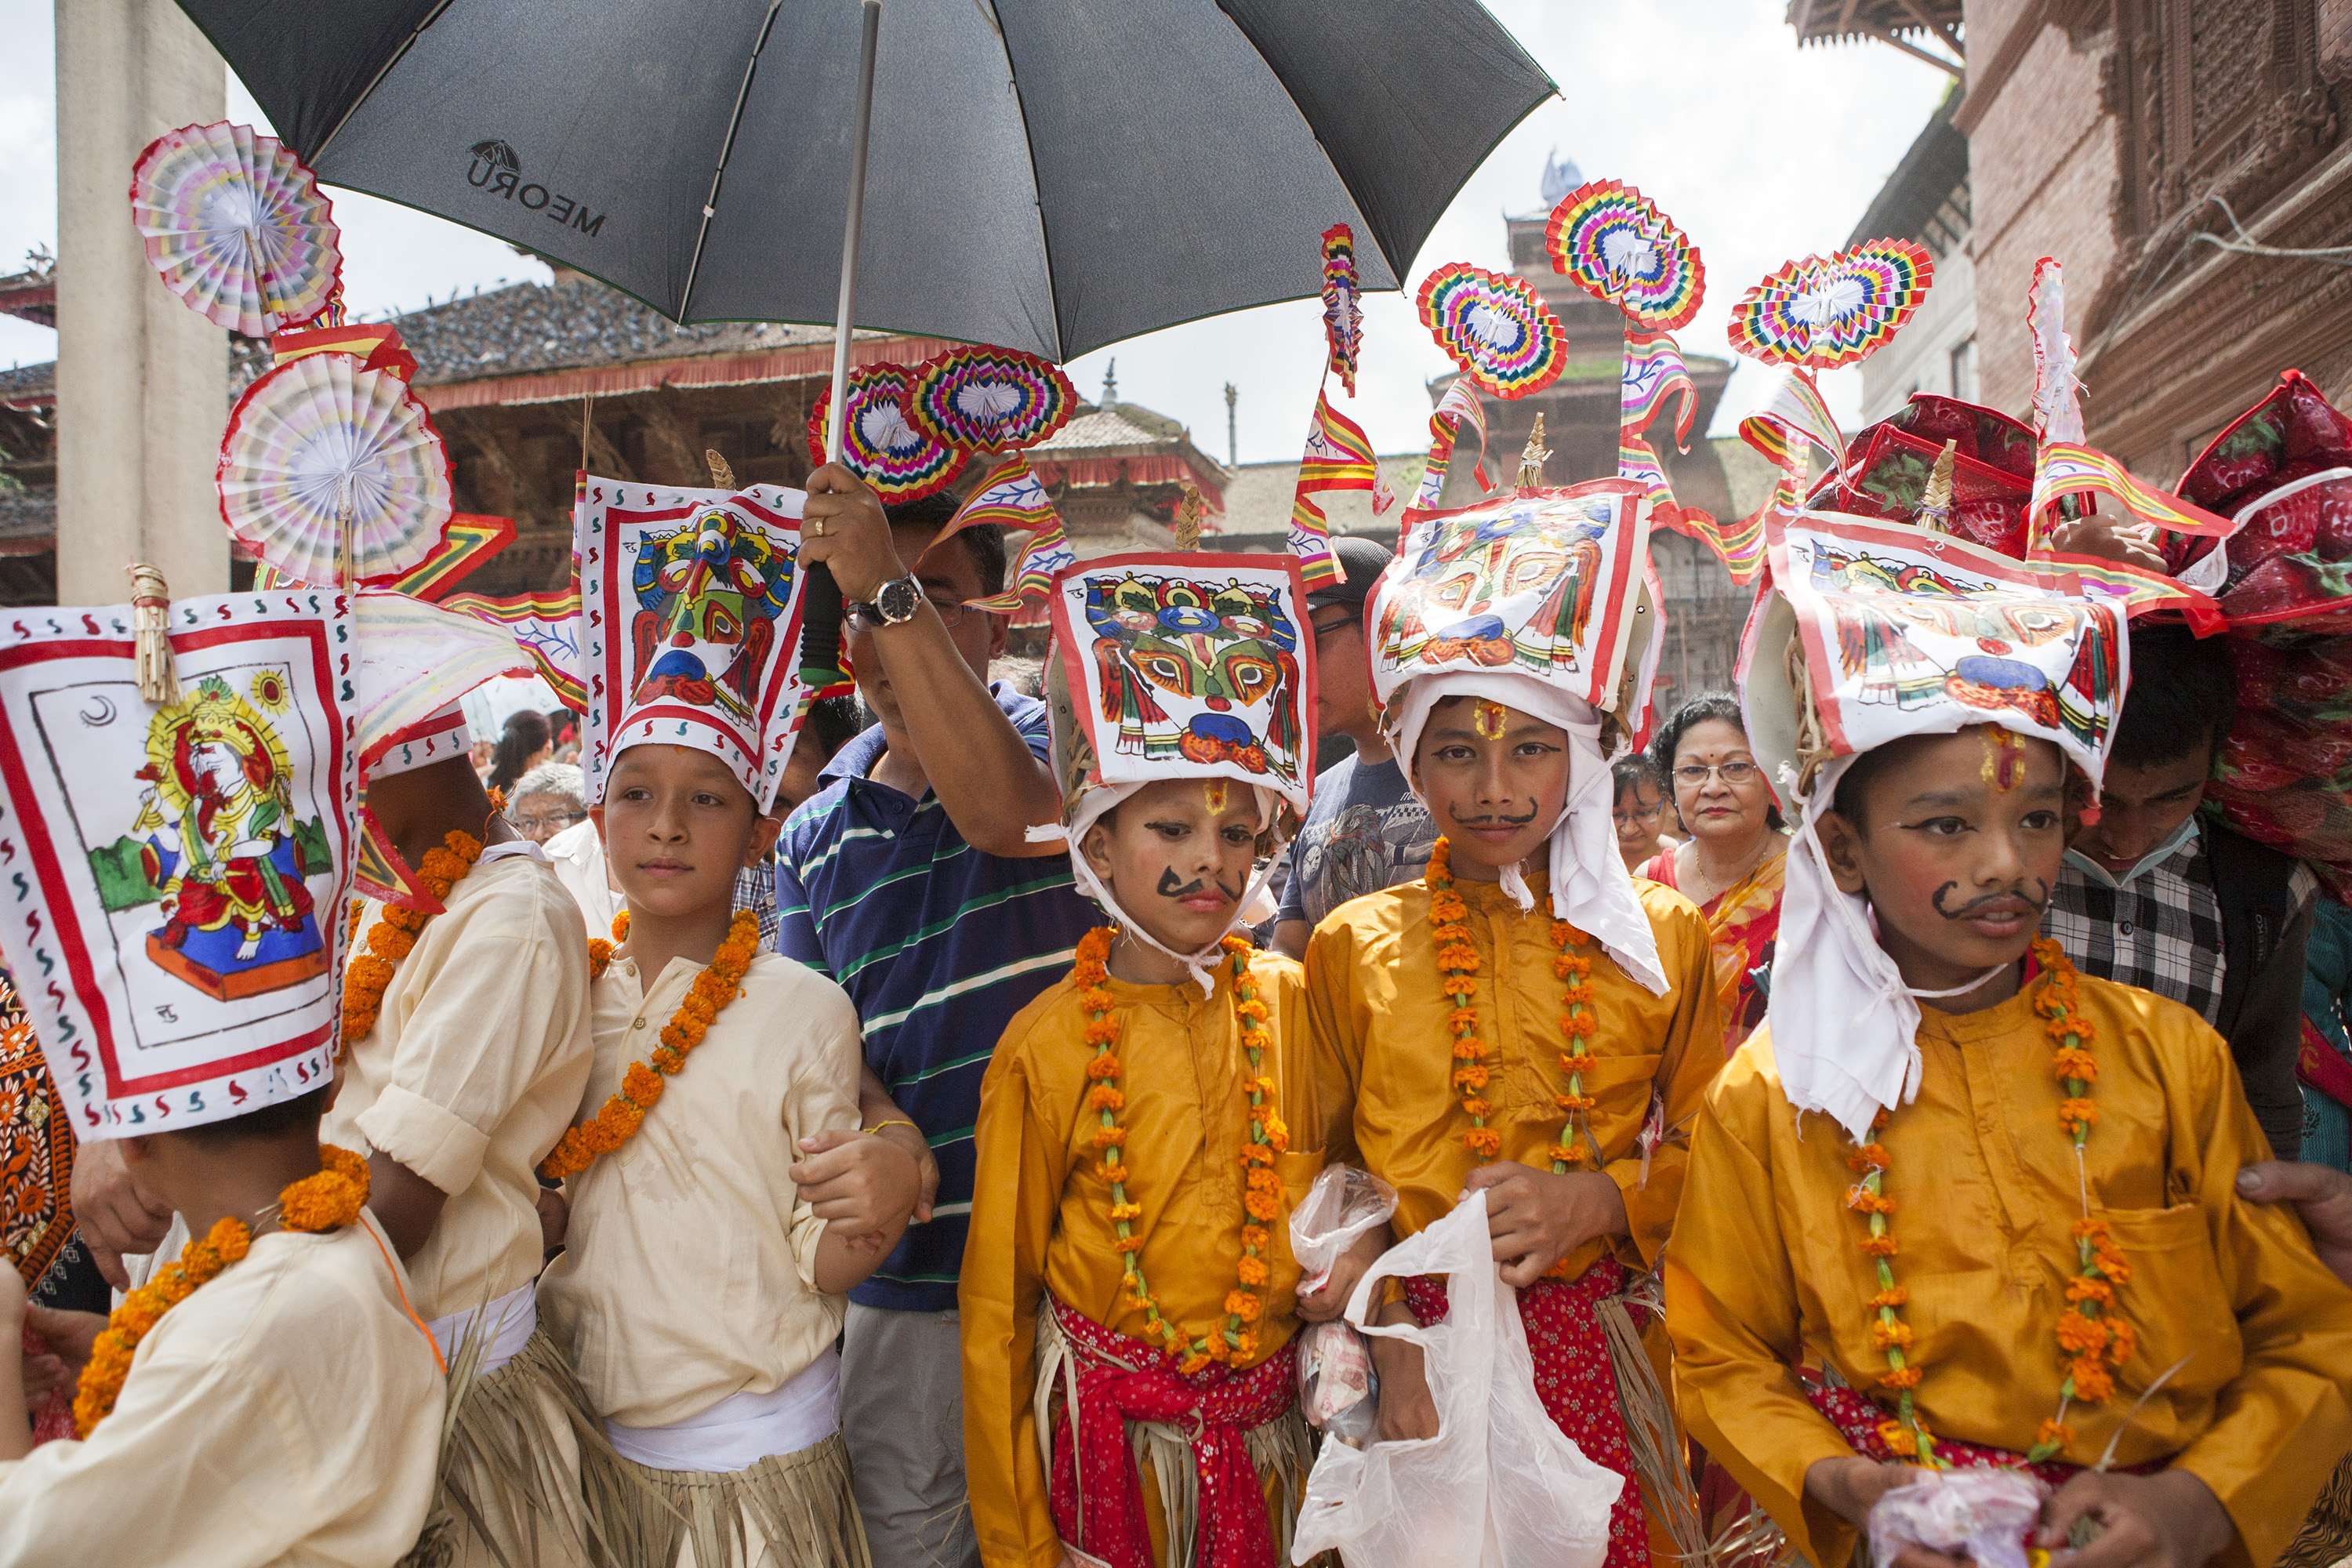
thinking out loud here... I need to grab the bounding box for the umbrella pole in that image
[824,0,884,465]
[804,0,882,688]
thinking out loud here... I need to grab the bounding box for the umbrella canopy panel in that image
[175,0,1555,361]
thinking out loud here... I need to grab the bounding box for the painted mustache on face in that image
[1446,804,1539,828]
[1157,867,1242,902]
[1930,880,2051,920]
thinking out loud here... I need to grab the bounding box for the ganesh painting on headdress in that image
[1375,494,1613,677]
[118,672,329,996]
[1083,572,1305,788]
[629,506,796,724]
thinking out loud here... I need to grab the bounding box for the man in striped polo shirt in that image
[782,470,1096,1568]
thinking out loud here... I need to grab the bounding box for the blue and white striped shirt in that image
[773,684,1096,1312]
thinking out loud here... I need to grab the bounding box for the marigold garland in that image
[2025,935,2132,1461]
[342,831,485,1043]
[1846,1112,1938,1463]
[1077,927,1289,1376]
[539,909,758,1180]
[74,1145,368,1437]
[1428,837,1602,1280]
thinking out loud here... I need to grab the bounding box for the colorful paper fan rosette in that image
[1416,263,1569,399]
[908,345,1079,452]
[216,354,454,587]
[806,364,967,502]
[1544,180,1704,332]
[130,120,342,336]
[1728,239,1933,369]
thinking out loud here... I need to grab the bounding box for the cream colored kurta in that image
[0,1218,442,1566]
[538,950,864,1430]
[1665,973,2352,1568]
[325,849,594,1320]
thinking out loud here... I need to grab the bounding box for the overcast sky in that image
[0,1,1950,461]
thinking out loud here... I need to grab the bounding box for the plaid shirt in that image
[2044,832,2225,1023]
[733,860,779,950]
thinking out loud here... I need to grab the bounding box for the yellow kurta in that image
[1665,972,2352,1568]
[1303,873,1721,1276]
[0,1218,443,1566]
[325,849,594,1321]
[539,950,865,1430]
[960,951,1332,1568]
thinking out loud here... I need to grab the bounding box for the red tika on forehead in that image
[1203,779,1229,813]
[1982,726,2026,793]
[1474,698,1508,739]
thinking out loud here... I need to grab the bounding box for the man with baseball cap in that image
[1272,533,1439,958]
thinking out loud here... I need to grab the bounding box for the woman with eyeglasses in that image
[506,760,590,844]
[1635,693,1788,1051]
[1610,753,1679,873]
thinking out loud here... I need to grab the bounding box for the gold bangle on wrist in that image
[864,1120,919,1138]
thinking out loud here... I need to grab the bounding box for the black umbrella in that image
[176,0,1553,670]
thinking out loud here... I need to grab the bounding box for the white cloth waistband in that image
[604,1347,844,1473]
[426,1281,539,1375]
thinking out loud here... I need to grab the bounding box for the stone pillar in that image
[53,0,227,603]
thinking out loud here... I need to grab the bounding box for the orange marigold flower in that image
[1858,1235,1900,1258]
[1243,1191,1279,1221]
[1464,1127,1501,1158]
[1868,1287,1908,1308]
[1108,1202,1142,1222]
[1868,1319,1914,1350]
[1453,1064,1490,1091]
[2069,1358,2115,1403]
[2052,1047,2099,1083]
[1099,1163,1129,1184]
[1086,1053,1120,1080]
[1242,1225,1270,1253]
[1226,1290,1263,1323]
[2037,1417,2074,1451]
[2106,1317,2137,1367]
[1091,1124,1127,1151]
[1087,1085,1125,1112]
[1878,1421,1919,1457]
[1452,1038,1487,1062]
[1246,1167,1283,1196]
[2058,1098,2100,1134]
[2064,1276,2114,1306]
[2055,1310,2109,1353]
[1878,1363,1922,1390]
[1241,1142,1275,1166]
[1114,1234,1145,1254]
[1848,1143,1892,1171]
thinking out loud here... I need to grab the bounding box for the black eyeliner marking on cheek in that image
[1929,881,1963,918]
[1156,868,1206,898]
[1215,876,1242,902]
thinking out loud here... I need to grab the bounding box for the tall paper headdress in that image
[1039,550,1314,981]
[1367,475,1668,993]
[0,590,361,1140]
[575,477,814,812]
[1737,510,2138,1141]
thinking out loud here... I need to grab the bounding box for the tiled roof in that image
[0,485,53,548]
[1030,405,1192,456]
[0,362,53,405]
[383,277,837,388]
[1221,454,1424,539]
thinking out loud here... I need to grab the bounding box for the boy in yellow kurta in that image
[1303,477,1718,1568]
[961,550,1331,1568]
[1668,510,2352,1567]
[328,706,606,1567]
[535,487,920,1568]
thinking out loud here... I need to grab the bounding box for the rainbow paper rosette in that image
[1417,263,1569,399]
[129,120,342,336]
[1728,240,1933,369]
[807,364,968,502]
[909,345,1080,452]
[216,354,454,587]
[1544,180,1704,332]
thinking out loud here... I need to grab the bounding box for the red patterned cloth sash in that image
[1798,1370,2161,1486]
[1044,1295,1298,1568]
[1403,1254,1651,1568]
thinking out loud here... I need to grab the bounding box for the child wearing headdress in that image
[1301,477,1722,1568]
[960,548,1338,1568]
[1666,510,2352,1567]
[0,583,443,1563]
[534,478,923,1566]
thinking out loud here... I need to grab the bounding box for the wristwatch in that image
[855,573,925,628]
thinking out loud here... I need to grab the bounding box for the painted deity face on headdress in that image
[1367,481,1655,725]
[630,506,796,726]
[1080,568,1304,786]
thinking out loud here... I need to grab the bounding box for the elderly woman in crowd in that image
[506,760,588,844]
[1635,692,1787,1051]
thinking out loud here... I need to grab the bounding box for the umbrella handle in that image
[803,0,884,690]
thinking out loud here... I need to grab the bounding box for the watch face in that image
[879,576,925,623]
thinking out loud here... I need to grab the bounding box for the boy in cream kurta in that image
[328,730,601,1568]
[0,1194,441,1565]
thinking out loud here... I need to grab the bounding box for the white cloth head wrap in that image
[1027,782,1279,995]
[1385,670,1667,996]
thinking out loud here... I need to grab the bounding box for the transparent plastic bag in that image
[1867,1468,2047,1568]
[1289,1191,1623,1567]
[1294,1319,1377,1445]
[1289,1164,1398,1293]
